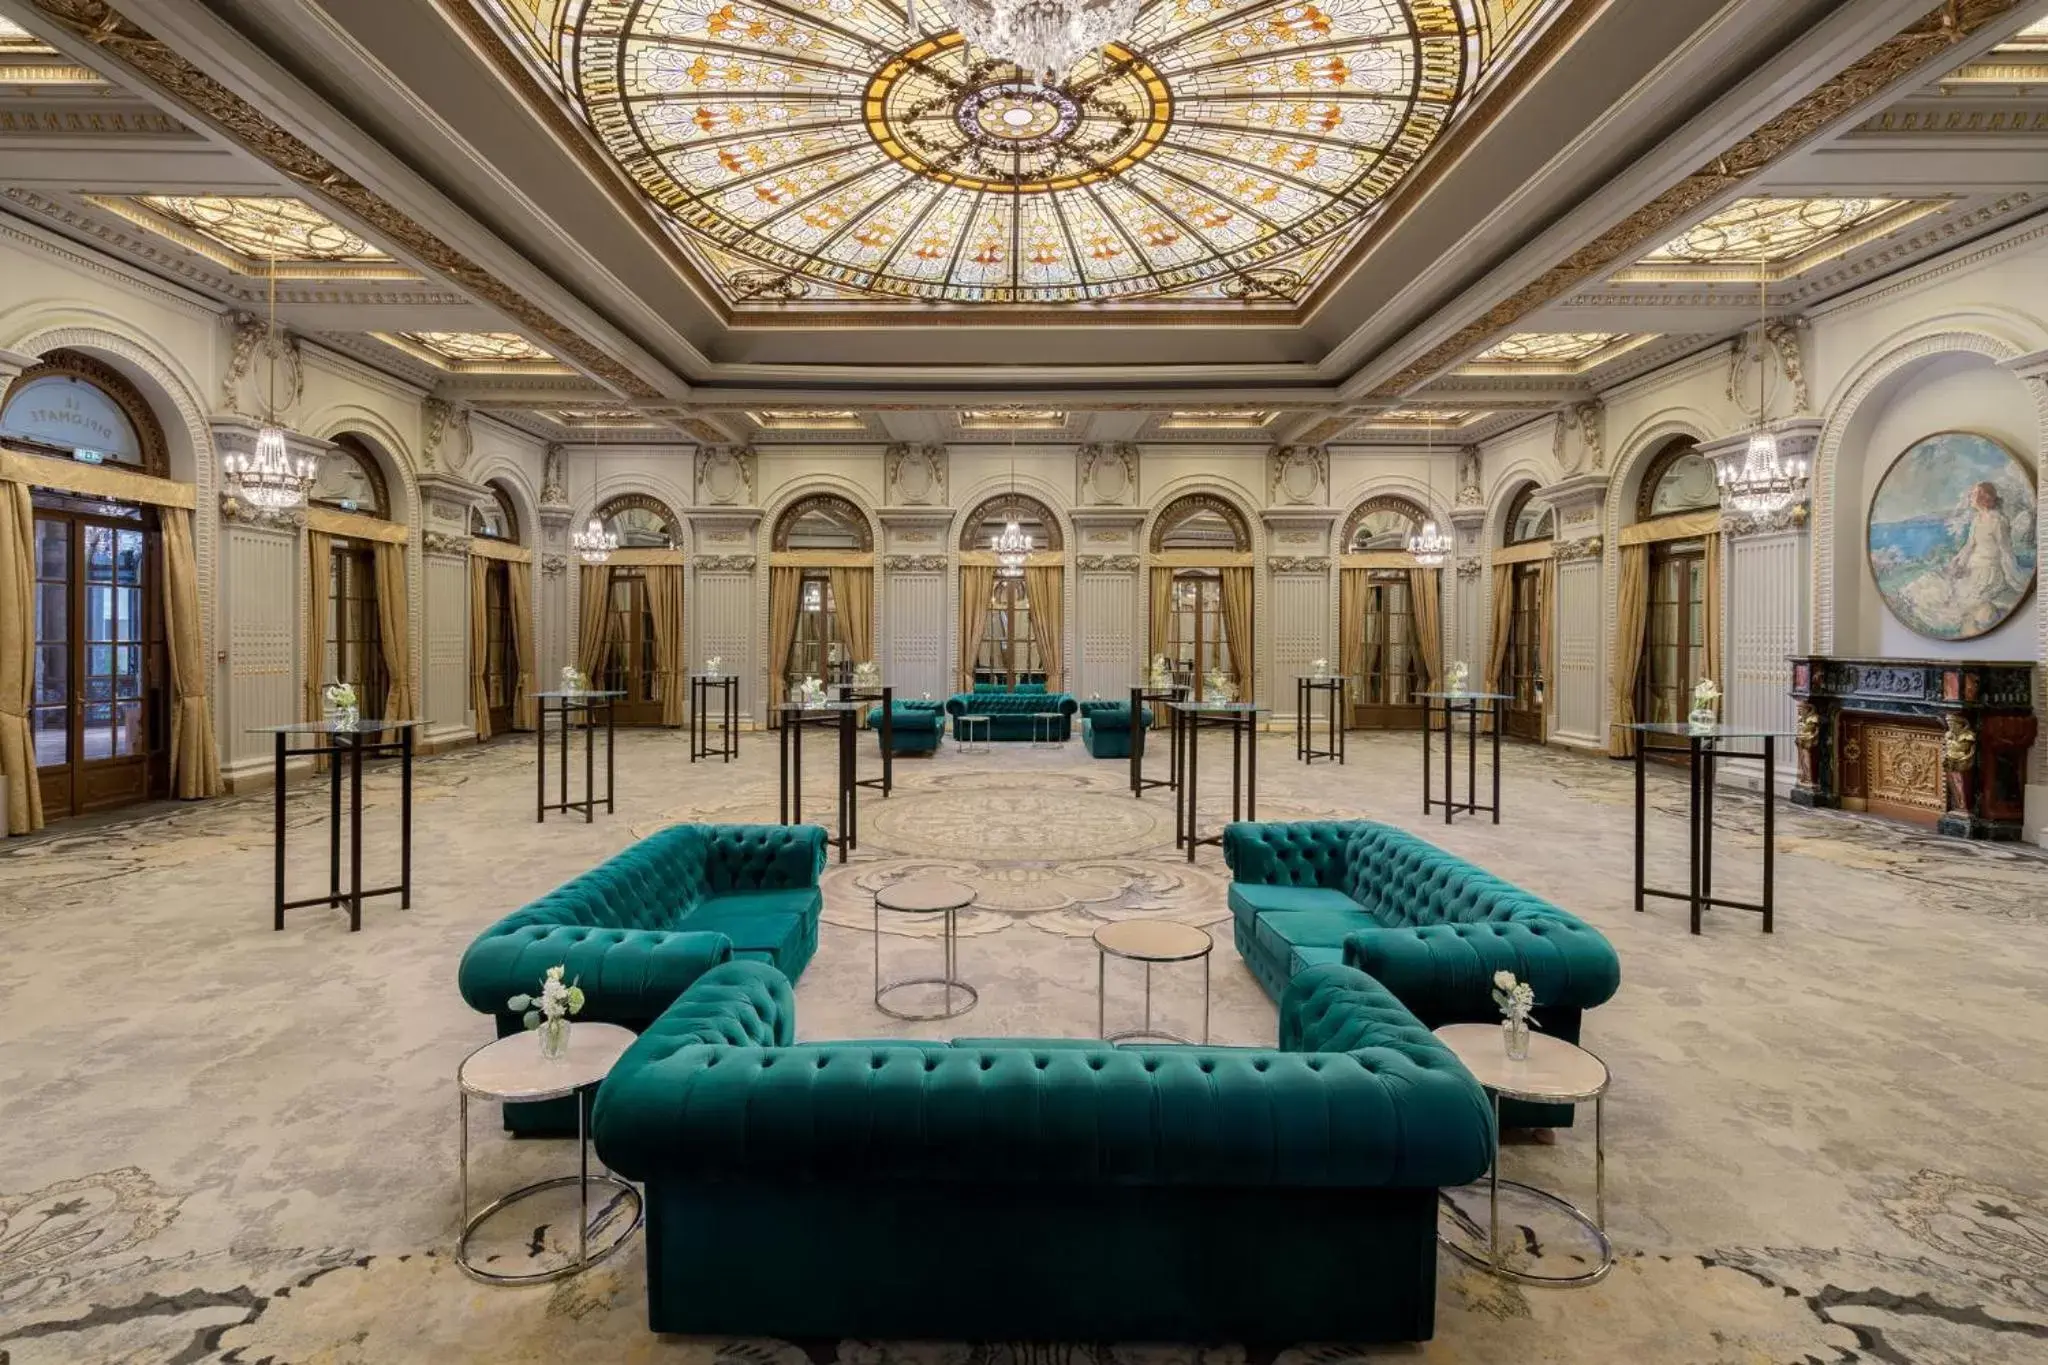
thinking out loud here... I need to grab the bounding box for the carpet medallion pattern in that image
[2,730,2045,1362]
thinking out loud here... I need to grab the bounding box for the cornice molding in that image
[0,201,219,318]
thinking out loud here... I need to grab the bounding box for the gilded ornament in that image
[1942,715,1977,770]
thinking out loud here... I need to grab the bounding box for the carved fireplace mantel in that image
[1789,656,2037,841]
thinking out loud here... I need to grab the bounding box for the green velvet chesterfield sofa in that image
[458,822,825,1132]
[1225,819,1620,1125]
[592,959,1493,1343]
[944,684,1078,741]
[865,698,946,754]
[1078,698,1152,759]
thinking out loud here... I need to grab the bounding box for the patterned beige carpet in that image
[3,726,2047,1363]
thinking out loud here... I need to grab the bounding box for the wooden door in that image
[326,542,388,712]
[1640,540,1707,731]
[598,569,664,725]
[483,560,516,735]
[1167,572,1233,699]
[1352,570,1424,730]
[32,502,167,818]
[1504,563,1545,741]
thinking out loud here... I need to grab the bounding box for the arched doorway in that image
[580,493,684,727]
[768,493,873,719]
[1612,436,1723,755]
[1490,484,1555,742]
[1338,495,1443,730]
[308,435,398,721]
[960,492,1063,690]
[468,482,526,737]
[1150,494,1253,701]
[2,350,172,819]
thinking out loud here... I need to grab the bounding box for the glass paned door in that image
[1167,572,1231,698]
[1354,571,1424,729]
[975,576,1043,687]
[483,560,516,734]
[327,543,387,712]
[1642,541,1707,731]
[786,572,843,690]
[1505,563,1545,741]
[32,504,163,818]
[597,569,664,725]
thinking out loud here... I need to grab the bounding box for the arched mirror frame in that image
[960,491,1064,552]
[1151,492,1252,554]
[0,349,170,477]
[1503,484,1556,546]
[594,491,682,549]
[1341,494,1433,553]
[772,491,873,552]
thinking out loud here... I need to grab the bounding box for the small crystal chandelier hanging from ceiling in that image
[942,0,1143,85]
[1717,244,1810,517]
[993,406,1033,578]
[1408,414,1453,568]
[221,257,318,510]
[572,516,618,565]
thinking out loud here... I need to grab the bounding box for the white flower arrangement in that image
[797,675,827,707]
[1491,969,1536,1026]
[1204,668,1237,703]
[1692,678,1723,708]
[1149,654,1172,689]
[1310,658,1329,678]
[852,660,881,686]
[827,641,845,665]
[508,964,585,1059]
[1447,660,1470,693]
[323,681,357,710]
[705,655,723,677]
[560,665,588,693]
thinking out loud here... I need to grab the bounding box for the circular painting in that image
[1867,432,2037,641]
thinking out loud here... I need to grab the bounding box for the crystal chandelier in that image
[943,0,1142,84]
[572,516,618,564]
[1717,251,1809,516]
[222,259,317,509]
[1408,414,1451,568]
[995,407,1032,578]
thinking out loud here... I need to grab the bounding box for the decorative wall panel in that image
[424,550,469,741]
[693,570,757,721]
[885,569,947,700]
[1079,568,1137,701]
[1730,529,1807,785]
[221,523,298,780]
[1554,558,1604,747]
[1269,572,1329,722]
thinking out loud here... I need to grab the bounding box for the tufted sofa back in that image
[1340,824,1540,928]
[1224,820,1367,889]
[698,823,828,893]
[595,961,1493,1191]
[947,692,1078,718]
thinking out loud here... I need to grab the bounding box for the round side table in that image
[456,1023,644,1284]
[1094,919,1212,1044]
[1431,1022,1612,1287]
[874,876,979,1021]
[1031,711,1065,749]
[958,714,991,754]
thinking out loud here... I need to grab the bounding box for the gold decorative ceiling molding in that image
[23,0,663,399]
[1368,0,2032,399]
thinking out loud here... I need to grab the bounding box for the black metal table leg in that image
[881,685,894,797]
[1466,701,1477,816]
[535,698,546,823]
[1247,712,1257,820]
[1338,679,1347,764]
[327,731,340,903]
[1422,697,1433,814]
[273,731,287,931]
[558,696,569,813]
[605,699,615,814]
[1443,697,1455,825]
[1296,678,1305,762]
[1701,743,1716,912]
[1633,738,1646,914]
[1763,736,1777,933]
[401,726,413,908]
[840,708,854,860]
[1184,713,1198,863]
[1688,737,1704,935]
[1492,697,1502,824]
[1130,686,1143,797]
[778,713,790,825]
[1231,715,1242,823]
[348,736,364,933]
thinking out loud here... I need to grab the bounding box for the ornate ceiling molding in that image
[23,0,662,399]
[1368,0,2032,399]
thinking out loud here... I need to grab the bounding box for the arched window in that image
[1504,485,1555,545]
[312,436,391,520]
[1342,495,1431,553]
[0,350,169,477]
[1636,438,1719,521]
[773,493,871,551]
[963,493,1060,688]
[470,483,519,542]
[595,492,679,549]
[1152,493,1250,553]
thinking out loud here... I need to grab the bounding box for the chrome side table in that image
[456,1023,643,1284]
[1031,710,1065,749]
[874,876,979,1021]
[1431,1022,1612,1287]
[957,713,991,754]
[1094,919,1213,1044]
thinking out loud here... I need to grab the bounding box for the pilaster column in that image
[1261,507,1338,723]
[1449,505,1488,671]
[687,508,762,723]
[1536,473,1608,751]
[536,499,574,689]
[1071,507,1147,700]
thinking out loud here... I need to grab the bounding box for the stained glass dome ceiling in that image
[476,1,1549,308]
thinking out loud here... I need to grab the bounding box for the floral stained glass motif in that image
[1639,197,1908,266]
[134,196,392,263]
[472,0,1536,306]
[389,332,558,364]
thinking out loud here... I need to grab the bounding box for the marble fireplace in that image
[1789,657,2038,841]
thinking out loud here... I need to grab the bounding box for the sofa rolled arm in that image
[1342,911,1620,1022]
[457,912,735,1028]
[1223,820,1369,888]
[702,823,827,891]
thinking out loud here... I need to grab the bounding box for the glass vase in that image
[537,1016,570,1061]
[1503,1016,1531,1062]
[1688,704,1717,733]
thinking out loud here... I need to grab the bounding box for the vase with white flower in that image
[322,681,358,728]
[1492,970,1537,1061]
[1310,658,1329,681]
[1447,660,1469,695]
[704,655,722,679]
[1689,678,1723,733]
[508,964,585,1061]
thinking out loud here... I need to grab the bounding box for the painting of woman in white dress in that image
[1868,432,2037,642]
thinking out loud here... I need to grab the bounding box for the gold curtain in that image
[1220,565,1255,700]
[468,556,492,740]
[160,509,221,797]
[1024,564,1063,690]
[1609,543,1651,757]
[829,566,874,670]
[373,540,416,721]
[768,565,803,703]
[1409,568,1442,693]
[1338,568,1368,689]
[303,530,332,724]
[508,559,537,730]
[577,564,612,681]
[959,563,995,691]
[1148,566,1174,668]
[0,479,43,834]
[644,563,687,727]
[1703,532,1723,693]
[1484,564,1515,695]
[1538,557,1556,724]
